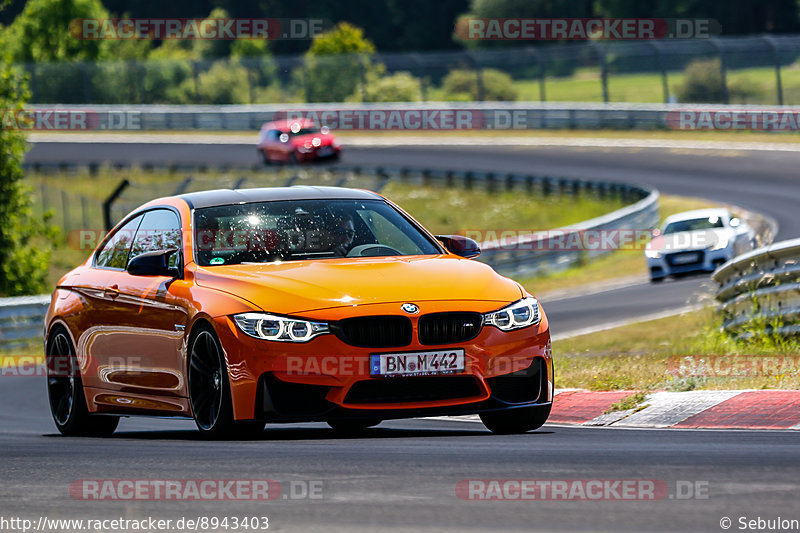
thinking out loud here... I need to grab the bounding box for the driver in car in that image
[330,214,356,256]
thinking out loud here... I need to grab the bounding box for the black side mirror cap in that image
[436,235,481,258]
[127,248,180,277]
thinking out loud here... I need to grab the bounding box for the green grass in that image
[438,64,798,104]
[604,392,649,414]
[554,307,800,391]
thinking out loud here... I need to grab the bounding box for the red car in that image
[257,119,341,165]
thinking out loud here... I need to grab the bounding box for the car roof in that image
[261,118,317,132]
[178,186,382,209]
[663,208,730,225]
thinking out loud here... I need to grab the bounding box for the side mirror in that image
[730,217,741,228]
[651,228,662,238]
[127,248,180,278]
[436,235,481,259]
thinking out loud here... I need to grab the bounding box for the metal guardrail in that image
[2,166,657,348]
[713,238,800,335]
[29,102,800,132]
[0,295,49,350]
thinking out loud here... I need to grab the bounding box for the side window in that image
[95,215,143,269]
[129,209,182,269]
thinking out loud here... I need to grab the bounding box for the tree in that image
[303,22,378,102]
[0,13,57,295]
[4,0,110,63]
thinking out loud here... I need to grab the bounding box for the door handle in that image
[103,285,120,299]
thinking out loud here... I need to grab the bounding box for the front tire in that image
[188,325,238,439]
[480,404,551,434]
[46,327,119,437]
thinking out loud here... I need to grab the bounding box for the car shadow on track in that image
[42,426,555,442]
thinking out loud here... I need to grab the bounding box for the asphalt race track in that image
[2,376,800,532]
[9,140,800,532]
[26,141,800,336]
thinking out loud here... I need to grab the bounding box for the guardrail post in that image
[486,173,496,193]
[542,178,552,197]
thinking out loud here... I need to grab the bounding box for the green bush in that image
[441,68,518,101]
[189,60,251,105]
[677,58,760,104]
[350,71,423,102]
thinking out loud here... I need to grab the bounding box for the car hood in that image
[290,133,336,147]
[648,228,731,253]
[194,255,522,315]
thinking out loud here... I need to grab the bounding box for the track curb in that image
[551,389,800,430]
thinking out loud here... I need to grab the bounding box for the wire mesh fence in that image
[18,35,800,106]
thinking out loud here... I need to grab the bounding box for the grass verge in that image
[554,307,800,391]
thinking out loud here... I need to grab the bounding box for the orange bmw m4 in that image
[44,187,553,438]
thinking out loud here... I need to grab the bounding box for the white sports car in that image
[645,208,756,282]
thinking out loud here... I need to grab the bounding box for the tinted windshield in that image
[663,216,724,234]
[194,199,441,266]
[289,128,320,136]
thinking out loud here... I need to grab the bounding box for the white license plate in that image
[370,349,465,377]
[672,253,700,264]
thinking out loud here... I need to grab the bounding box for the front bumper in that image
[212,304,553,421]
[297,145,341,162]
[646,246,732,279]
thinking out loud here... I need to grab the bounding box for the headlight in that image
[484,297,540,331]
[644,249,662,258]
[233,312,329,342]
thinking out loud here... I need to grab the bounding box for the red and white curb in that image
[433,389,800,430]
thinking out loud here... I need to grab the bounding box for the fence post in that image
[61,191,70,232]
[412,53,427,101]
[192,61,200,102]
[591,43,609,103]
[81,195,88,231]
[103,179,130,231]
[302,62,311,102]
[80,62,92,104]
[763,35,784,106]
[709,39,729,104]
[359,54,368,102]
[246,59,255,104]
[648,41,669,104]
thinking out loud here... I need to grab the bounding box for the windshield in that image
[194,199,441,266]
[289,128,320,136]
[663,216,725,234]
